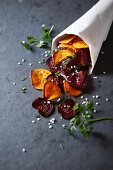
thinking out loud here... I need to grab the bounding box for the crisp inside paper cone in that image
[52,0,113,74]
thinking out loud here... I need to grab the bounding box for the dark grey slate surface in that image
[0,0,113,170]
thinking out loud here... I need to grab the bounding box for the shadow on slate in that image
[85,75,95,94]
[93,23,113,75]
[85,23,113,95]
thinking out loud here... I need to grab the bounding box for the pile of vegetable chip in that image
[21,24,112,138]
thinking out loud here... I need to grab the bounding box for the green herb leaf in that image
[36,114,41,118]
[85,101,94,112]
[49,25,54,34]
[64,61,70,65]
[82,111,92,119]
[79,124,93,138]
[50,49,55,55]
[72,103,79,111]
[42,25,54,43]
[73,53,77,58]
[43,32,51,43]
[67,128,75,137]
[87,117,113,124]
[41,24,47,34]
[68,100,112,139]
[59,143,64,150]
[55,71,61,77]
[70,115,81,126]
[21,75,27,81]
[20,87,27,93]
[27,36,37,44]
[20,41,31,50]
[20,24,54,50]
[67,105,70,108]
[36,40,45,48]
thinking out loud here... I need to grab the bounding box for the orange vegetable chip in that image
[63,80,81,97]
[44,81,61,100]
[59,43,74,50]
[59,34,76,44]
[53,49,75,65]
[73,37,88,48]
[30,69,52,90]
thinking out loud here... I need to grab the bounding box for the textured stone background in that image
[0,0,113,170]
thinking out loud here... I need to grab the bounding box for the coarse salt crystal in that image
[50,120,55,124]
[57,98,61,102]
[45,54,48,57]
[49,125,53,129]
[103,72,106,74]
[37,118,40,121]
[93,76,98,79]
[81,96,84,99]
[62,124,66,128]
[96,95,99,98]
[22,40,25,43]
[82,101,86,104]
[51,118,55,121]
[22,59,25,62]
[18,62,21,65]
[29,63,32,66]
[50,118,56,124]
[22,87,26,90]
[32,120,35,123]
[96,102,99,105]
[22,148,26,152]
[106,98,109,101]
[13,82,16,85]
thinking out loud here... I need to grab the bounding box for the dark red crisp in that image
[32,97,54,117]
[58,56,73,73]
[67,71,87,90]
[58,98,78,119]
[66,58,79,72]
[46,73,64,90]
[76,48,91,66]
[46,57,59,73]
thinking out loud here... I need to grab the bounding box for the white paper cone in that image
[52,0,113,74]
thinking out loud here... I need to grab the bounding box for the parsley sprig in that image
[68,101,112,138]
[21,75,27,81]
[55,71,61,77]
[20,24,54,50]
